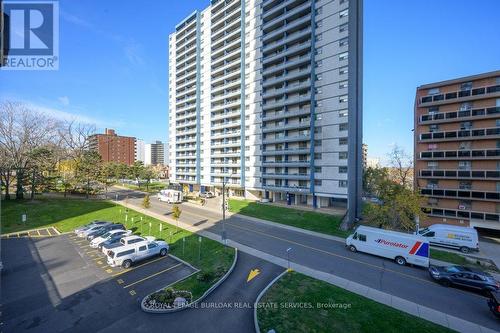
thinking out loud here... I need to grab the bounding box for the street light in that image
[221,172,236,245]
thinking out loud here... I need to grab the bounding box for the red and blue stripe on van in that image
[409,241,429,258]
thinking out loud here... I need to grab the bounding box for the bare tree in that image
[387,145,413,189]
[0,101,61,199]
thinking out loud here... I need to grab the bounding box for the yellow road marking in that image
[117,279,124,284]
[123,263,182,289]
[106,269,113,273]
[111,256,168,277]
[247,268,261,283]
[86,249,98,254]
[129,290,136,296]
[97,261,103,265]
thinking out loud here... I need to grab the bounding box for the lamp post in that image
[221,172,235,245]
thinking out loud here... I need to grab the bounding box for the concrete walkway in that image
[113,198,499,333]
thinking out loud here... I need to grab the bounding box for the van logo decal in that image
[374,239,409,249]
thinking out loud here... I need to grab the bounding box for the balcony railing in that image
[262,184,310,193]
[419,149,500,159]
[420,84,500,104]
[422,207,500,222]
[420,188,500,201]
[420,106,500,123]
[419,169,500,179]
[419,127,500,141]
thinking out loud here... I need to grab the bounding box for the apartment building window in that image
[339,110,348,117]
[460,121,472,130]
[458,161,471,170]
[461,82,473,91]
[459,141,471,150]
[429,124,439,132]
[316,33,323,41]
[339,23,348,33]
[314,179,322,186]
[339,9,348,18]
[316,60,322,68]
[339,81,348,89]
[427,180,438,189]
[339,38,348,47]
[339,180,348,188]
[339,123,348,131]
[339,166,348,173]
[314,140,322,146]
[315,167,322,173]
[339,95,348,103]
[428,88,440,95]
[427,161,438,170]
[460,102,472,111]
[339,152,348,159]
[339,137,348,145]
[314,153,322,160]
[459,181,472,190]
[316,74,322,81]
[339,67,348,75]
[339,52,348,61]
[314,127,322,134]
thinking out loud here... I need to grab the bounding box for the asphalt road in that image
[1,228,283,332]
[109,187,500,331]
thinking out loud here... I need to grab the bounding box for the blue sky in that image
[1,0,499,164]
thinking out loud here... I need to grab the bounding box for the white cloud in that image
[27,102,98,125]
[58,96,70,106]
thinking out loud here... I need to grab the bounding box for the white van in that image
[417,224,479,253]
[346,226,430,267]
[157,189,183,204]
[107,240,169,268]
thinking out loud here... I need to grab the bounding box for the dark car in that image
[487,290,500,318]
[86,223,125,241]
[429,265,500,295]
[99,235,125,251]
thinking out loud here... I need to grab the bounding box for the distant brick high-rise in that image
[414,70,500,230]
[89,129,136,165]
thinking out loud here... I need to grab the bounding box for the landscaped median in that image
[228,198,349,237]
[1,198,236,311]
[255,271,454,333]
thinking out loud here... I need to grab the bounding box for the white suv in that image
[101,235,154,255]
[107,240,169,268]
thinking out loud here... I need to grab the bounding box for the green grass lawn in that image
[258,272,454,333]
[120,182,166,193]
[430,249,470,266]
[1,198,234,299]
[228,199,349,237]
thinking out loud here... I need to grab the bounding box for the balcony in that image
[262,108,311,121]
[262,40,311,65]
[262,120,310,133]
[262,160,310,167]
[262,148,310,155]
[261,173,309,180]
[420,84,500,105]
[262,15,310,43]
[262,1,311,31]
[422,207,500,222]
[419,169,500,180]
[262,184,310,193]
[419,127,500,142]
[420,188,500,202]
[419,149,500,160]
[419,106,500,123]
[262,79,310,99]
[262,95,310,111]
[262,134,310,144]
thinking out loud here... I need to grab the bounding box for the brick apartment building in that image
[89,129,136,165]
[414,70,500,231]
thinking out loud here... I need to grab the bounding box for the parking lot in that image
[1,232,197,332]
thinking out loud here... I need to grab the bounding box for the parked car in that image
[107,240,169,268]
[487,290,500,318]
[90,229,132,248]
[101,235,155,255]
[76,222,112,238]
[200,191,215,198]
[74,221,110,234]
[345,226,430,267]
[429,265,500,295]
[418,224,479,253]
[86,223,125,241]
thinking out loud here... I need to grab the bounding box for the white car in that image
[107,240,169,268]
[76,223,112,238]
[101,235,155,255]
[90,229,132,248]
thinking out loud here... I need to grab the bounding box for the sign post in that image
[198,236,202,261]
[182,237,186,256]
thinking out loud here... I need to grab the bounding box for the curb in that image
[141,247,238,313]
[253,269,288,333]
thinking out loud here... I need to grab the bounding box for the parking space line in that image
[96,260,103,265]
[117,279,124,285]
[111,256,168,277]
[37,229,41,236]
[123,263,183,289]
[86,249,98,253]
[106,268,113,273]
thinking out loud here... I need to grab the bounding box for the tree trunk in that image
[16,169,24,200]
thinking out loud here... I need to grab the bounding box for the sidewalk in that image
[114,198,497,333]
